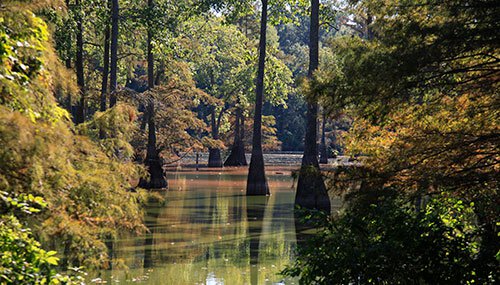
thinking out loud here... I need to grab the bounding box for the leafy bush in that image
[1,191,85,284]
[0,1,146,269]
[291,0,499,283]
[284,194,495,284]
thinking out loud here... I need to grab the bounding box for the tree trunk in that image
[331,123,337,158]
[295,0,331,212]
[208,148,223,168]
[139,102,168,189]
[319,111,328,164]
[147,1,154,90]
[241,111,245,143]
[154,60,165,86]
[246,0,269,196]
[195,152,199,171]
[65,0,73,112]
[140,0,167,189]
[208,108,223,167]
[100,0,111,112]
[74,0,85,124]
[109,0,119,107]
[139,103,147,131]
[365,14,374,40]
[224,108,248,166]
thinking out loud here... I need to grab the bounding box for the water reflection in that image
[144,197,161,269]
[246,196,268,285]
[94,167,299,284]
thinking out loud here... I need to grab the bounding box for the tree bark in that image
[319,111,328,164]
[147,1,154,90]
[109,0,119,107]
[195,152,199,171]
[100,0,111,112]
[246,0,269,196]
[295,0,331,212]
[208,148,223,168]
[74,0,85,124]
[224,108,248,166]
[139,102,168,189]
[65,0,73,111]
[208,108,223,167]
[139,0,167,189]
[154,60,165,86]
[331,123,337,158]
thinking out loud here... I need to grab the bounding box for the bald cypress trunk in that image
[319,111,328,164]
[139,102,167,189]
[65,0,73,111]
[147,0,154,90]
[109,0,119,107]
[208,108,223,167]
[74,0,85,124]
[246,0,269,196]
[295,0,330,212]
[139,0,167,189]
[100,0,111,112]
[224,108,247,166]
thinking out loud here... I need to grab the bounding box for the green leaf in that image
[46,256,59,265]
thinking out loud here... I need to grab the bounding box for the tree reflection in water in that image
[246,196,269,285]
[92,167,303,284]
[143,196,162,269]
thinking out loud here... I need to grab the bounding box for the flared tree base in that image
[139,158,168,189]
[208,148,223,168]
[224,143,247,166]
[295,165,330,213]
[246,152,269,196]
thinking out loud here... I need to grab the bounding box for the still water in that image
[91,166,302,285]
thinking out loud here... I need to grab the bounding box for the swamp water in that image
[90,166,306,285]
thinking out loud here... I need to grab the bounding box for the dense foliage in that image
[285,194,484,284]
[285,0,499,283]
[1,0,146,269]
[1,192,85,284]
